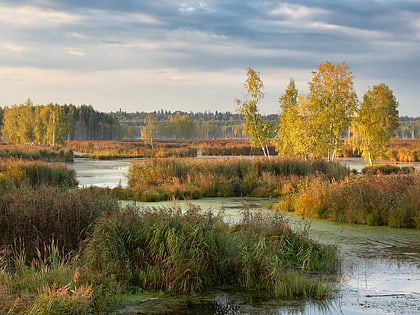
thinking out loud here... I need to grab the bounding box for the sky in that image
[0,0,419,116]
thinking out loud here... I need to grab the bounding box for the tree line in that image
[0,101,139,145]
[111,110,280,140]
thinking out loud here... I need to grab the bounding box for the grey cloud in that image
[0,0,419,115]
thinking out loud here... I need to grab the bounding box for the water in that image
[68,158,133,188]
[337,157,420,173]
[69,158,420,314]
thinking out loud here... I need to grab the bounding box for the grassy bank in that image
[125,157,350,201]
[65,140,197,159]
[0,144,73,162]
[0,159,77,192]
[277,173,420,228]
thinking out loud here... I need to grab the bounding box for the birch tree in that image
[355,83,399,166]
[277,79,301,157]
[142,113,156,148]
[235,68,273,157]
[308,61,358,160]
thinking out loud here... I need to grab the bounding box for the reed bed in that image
[0,242,94,314]
[0,144,73,162]
[200,142,277,156]
[281,173,420,228]
[126,158,350,201]
[0,159,77,191]
[0,186,119,257]
[66,140,197,159]
[1,204,340,313]
[82,205,339,299]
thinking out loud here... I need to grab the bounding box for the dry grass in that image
[281,173,420,228]
[126,157,350,201]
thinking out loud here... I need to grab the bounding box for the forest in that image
[0,102,418,144]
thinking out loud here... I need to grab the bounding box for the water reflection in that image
[119,290,339,315]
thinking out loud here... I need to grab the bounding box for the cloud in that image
[0,0,419,116]
[0,4,81,28]
[2,43,26,53]
[66,49,85,57]
[270,3,327,21]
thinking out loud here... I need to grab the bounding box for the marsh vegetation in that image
[0,159,343,314]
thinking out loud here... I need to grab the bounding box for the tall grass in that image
[0,144,73,162]
[0,186,120,313]
[0,242,93,314]
[281,173,420,228]
[82,205,340,299]
[126,157,350,201]
[0,159,77,191]
[65,140,197,159]
[0,186,119,257]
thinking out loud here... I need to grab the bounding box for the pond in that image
[68,158,420,314]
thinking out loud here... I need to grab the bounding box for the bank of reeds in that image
[66,140,197,159]
[0,159,77,191]
[0,186,119,257]
[386,139,420,162]
[0,184,120,313]
[126,158,350,201]
[0,144,73,162]
[200,142,277,156]
[0,204,339,313]
[0,242,94,314]
[82,206,339,300]
[279,173,420,228]
[362,164,415,175]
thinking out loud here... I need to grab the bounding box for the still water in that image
[68,158,420,314]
